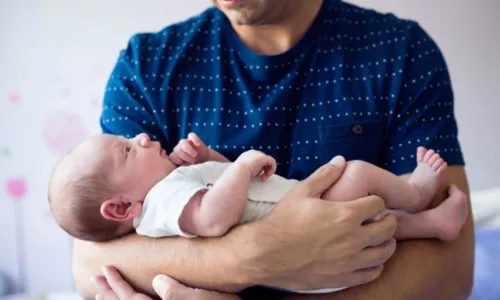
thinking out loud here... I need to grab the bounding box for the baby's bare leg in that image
[394,185,468,241]
[322,160,420,212]
[322,148,446,212]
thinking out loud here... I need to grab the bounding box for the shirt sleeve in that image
[382,22,465,175]
[99,34,168,149]
[135,166,208,238]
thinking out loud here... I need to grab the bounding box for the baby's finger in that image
[176,148,197,164]
[179,139,198,158]
[258,158,275,181]
[264,160,277,180]
[188,132,203,148]
[169,152,184,166]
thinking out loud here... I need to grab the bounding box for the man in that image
[73,0,474,299]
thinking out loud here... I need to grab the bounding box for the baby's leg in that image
[322,147,446,212]
[394,185,469,241]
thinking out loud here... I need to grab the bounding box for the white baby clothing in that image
[133,161,298,238]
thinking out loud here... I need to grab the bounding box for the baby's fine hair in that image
[48,151,123,242]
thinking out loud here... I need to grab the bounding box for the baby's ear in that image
[126,201,143,219]
[100,196,143,222]
[101,196,137,222]
[100,196,122,221]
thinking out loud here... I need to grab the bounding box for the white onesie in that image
[133,161,346,294]
[133,161,298,237]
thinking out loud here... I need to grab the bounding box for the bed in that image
[470,227,500,300]
[469,186,500,300]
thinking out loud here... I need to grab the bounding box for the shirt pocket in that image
[318,120,384,165]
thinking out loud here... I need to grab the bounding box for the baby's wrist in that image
[233,160,253,177]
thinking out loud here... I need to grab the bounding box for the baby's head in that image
[48,133,176,241]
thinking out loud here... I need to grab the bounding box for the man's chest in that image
[157,58,392,179]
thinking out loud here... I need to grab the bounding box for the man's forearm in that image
[284,231,473,300]
[283,166,474,300]
[72,232,255,299]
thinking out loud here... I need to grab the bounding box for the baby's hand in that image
[170,133,209,166]
[236,150,277,181]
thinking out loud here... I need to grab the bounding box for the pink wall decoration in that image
[8,91,21,104]
[5,177,28,293]
[6,177,27,200]
[42,111,87,154]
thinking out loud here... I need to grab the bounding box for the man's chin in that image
[228,12,267,26]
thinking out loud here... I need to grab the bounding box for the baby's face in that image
[76,133,176,201]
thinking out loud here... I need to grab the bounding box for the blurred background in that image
[0,0,499,299]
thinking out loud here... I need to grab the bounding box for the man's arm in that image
[72,233,250,300]
[73,162,401,300]
[283,166,474,300]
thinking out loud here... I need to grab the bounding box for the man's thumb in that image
[301,155,346,197]
[153,274,193,300]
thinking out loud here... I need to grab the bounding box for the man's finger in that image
[346,195,386,223]
[96,290,120,300]
[360,214,397,248]
[352,239,396,271]
[334,265,384,288]
[102,266,136,300]
[153,275,196,300]
[298,156,346,197]
[92,275,112,293]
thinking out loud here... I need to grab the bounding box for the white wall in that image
[0,0,498,295]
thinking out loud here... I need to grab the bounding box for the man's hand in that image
[235,150,277,181]
[92,266,240,300]
[170,132,209,165]
[228,156,397,291]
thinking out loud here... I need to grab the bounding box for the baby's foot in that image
[407,147,448,212]
[430,185,469,241]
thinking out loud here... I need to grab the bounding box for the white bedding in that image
[471,186,500,228]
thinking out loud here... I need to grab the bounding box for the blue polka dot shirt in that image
[100,0,464,296]
[101,0,464,180]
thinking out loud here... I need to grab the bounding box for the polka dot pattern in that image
[100,0,464,179]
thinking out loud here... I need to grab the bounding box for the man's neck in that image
[230,0,323,56]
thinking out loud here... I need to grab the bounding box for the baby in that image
[48,132,468,292]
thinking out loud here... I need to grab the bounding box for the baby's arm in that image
[179,150,276,237]
[206,148,230,163]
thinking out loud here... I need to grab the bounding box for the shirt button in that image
[352,124,363,135]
